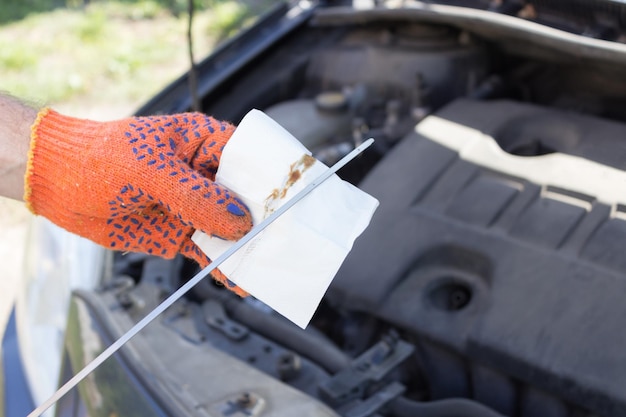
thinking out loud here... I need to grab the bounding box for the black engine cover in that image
[328,98,626,416]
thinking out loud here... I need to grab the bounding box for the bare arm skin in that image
[0,94,38,201]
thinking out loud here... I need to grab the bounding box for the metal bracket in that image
[203,300,249,340]
[340,382,405,417]
[318,332,414,407]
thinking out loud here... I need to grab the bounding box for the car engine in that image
[76,3,626,417]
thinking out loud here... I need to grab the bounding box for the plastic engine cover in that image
[328,98,626,416]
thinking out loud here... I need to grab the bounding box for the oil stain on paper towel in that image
[264,154,317,216]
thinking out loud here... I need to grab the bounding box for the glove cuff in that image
[24,108,101,220]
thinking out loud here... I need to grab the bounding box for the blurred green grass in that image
[0,0,248,25]
[0,0,273,118]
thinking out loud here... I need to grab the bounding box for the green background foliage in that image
[0,0,273,117]
[1,0,237,24]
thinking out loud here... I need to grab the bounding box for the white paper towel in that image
[192,109,379,328]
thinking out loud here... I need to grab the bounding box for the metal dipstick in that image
[27,138,374,417]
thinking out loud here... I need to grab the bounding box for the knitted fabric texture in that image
[25,108,252,296]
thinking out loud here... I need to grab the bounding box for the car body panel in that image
[1,310,35,417]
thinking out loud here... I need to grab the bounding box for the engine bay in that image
[97,5,626,417]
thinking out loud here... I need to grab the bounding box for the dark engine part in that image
[114,9,626,417]
[201,21,489,157]
[328,97,626,416]
[303,24,488,111]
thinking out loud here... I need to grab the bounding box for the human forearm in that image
[0,93,38,201]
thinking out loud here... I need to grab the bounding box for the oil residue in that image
[265,154,317,215]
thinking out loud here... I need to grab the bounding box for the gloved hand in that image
[25,108,253,296]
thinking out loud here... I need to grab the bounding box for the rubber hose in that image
[204,285,351,373]
[389,396,507,417]
[227,299,351,373]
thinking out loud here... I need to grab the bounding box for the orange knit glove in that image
[25,109,253,296]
